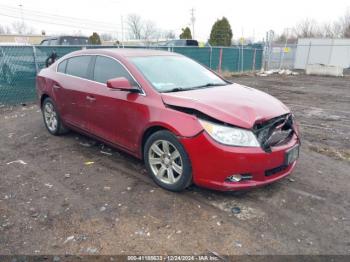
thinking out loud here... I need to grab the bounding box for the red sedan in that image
[36,49,300,192]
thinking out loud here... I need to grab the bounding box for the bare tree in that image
[100,33,113,41]
[11,21,35,34]
[275,28,297,44]
[341,10,350,38]
[293,19,320,38]
[332,22,343,38]
[344,25,350,38]
[126,14,143,39]
[0,24,12,34]
[143,20,157,41]
[280,9,350,40]
[322,23,336,38]
[164,30,176,40]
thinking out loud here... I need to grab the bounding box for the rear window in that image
[60,37,89,46]
[186,40,198,46]
[57,60,67,73]
[66,56,92,79]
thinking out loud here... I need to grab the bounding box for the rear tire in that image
[144,130,192,192]
[42,97,69,135]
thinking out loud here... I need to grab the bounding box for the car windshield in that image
[61,37,89,45]
[130,55,228,93]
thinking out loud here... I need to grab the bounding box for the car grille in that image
[265,164,289,177]
[253,114,294,152]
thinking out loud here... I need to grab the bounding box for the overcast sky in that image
[0,0,349,41]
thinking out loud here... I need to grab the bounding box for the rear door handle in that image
[53,84,61,89]
[86,95,96,102]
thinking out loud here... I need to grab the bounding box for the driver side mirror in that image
[106,77,140,93]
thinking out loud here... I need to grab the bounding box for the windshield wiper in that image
[162,83,228,93]
[162,87,188,93]
[189,82,228,90]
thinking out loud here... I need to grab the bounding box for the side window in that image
[66,56,92,79]
[61,38,69,46]
[50,39,58,45]
[175,40,184,46]
[41,40,49,46]
[93,56,136,85]
[57,60,67,73]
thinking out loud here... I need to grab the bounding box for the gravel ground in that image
[0,74,349,255]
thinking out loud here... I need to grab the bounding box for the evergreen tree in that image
[209,17,233,46]
[89,32,102,45]
[179,27,192,39]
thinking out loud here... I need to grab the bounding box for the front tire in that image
[144,130,192,192]
[42,97,69,135]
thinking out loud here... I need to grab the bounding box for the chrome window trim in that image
[55,53,146,96]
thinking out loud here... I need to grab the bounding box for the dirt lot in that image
[0,74,349,255]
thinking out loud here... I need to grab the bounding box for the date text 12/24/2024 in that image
[127,255,220,261]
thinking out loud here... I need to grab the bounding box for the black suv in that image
[164,39,199,47]
[40,36,90,46]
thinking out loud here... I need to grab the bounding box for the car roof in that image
[66,48,180,58]
[44,36,89,40]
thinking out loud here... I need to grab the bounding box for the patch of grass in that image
[309,144,350,161]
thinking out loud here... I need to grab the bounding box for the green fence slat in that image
[0,45,263,105]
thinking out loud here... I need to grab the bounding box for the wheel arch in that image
[140,124,181,159]
[141,125,168,159]
[40,93,50,108]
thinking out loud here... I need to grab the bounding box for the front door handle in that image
[53,84,61,89]
[86,95,96,102]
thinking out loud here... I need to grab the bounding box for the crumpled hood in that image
[161,83,290,129]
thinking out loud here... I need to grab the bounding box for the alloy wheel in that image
[44,102,58,132]
[148,140,183,185]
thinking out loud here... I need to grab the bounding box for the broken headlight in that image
[199,119,260,147]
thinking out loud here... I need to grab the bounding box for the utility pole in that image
[18,3,25,34]
[121,15,124,44]
[190,8,195,39]
[279,28,290,70]
[19,4,24,25]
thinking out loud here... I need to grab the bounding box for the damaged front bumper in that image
[180,131,299,191]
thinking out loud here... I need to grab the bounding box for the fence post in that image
[209,46,212,69]
[241,46,244,72]
[305,41,312,69]
[263,43,269,71]
[252,48,256,71]
[32,46,39,74]
[218,48,223,74]
[278,47,283,70]
[267,43,272,71]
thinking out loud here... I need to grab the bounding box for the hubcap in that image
[44,102,58,132]
[148,140,183,185]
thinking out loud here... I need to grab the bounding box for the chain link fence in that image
[263,43,297,70]
[263,40,350,71]
[0,45,263,105]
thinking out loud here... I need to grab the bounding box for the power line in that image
[0,4,121,28]
[0,4,123,34]
[0,12,124,35]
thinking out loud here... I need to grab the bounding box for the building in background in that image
[0,34,46,45]
[294,38,350,69]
